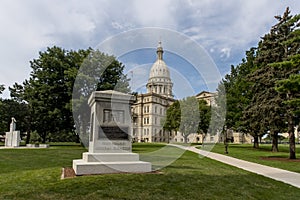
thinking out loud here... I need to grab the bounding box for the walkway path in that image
[170,144,300,189]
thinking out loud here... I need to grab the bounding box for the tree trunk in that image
[75,133,80,143]
[26,132,31,144]
[288,115,296,159]
[42,132,47,144]
[253,134,259,148]
[271,131,279,152]
[183,134,188,143]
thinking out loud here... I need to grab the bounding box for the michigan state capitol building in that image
[131,42,254,144]
[131,42,175,142]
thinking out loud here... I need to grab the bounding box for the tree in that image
[210,83,226,140]
[179,96,200,143]
[0,84,4,95]
[198,99,211,141]
[163,100,181,136]
[243,7,300,152]
[72,50,130,146]
[20,47,80,143]
[0,99,30,137]
[11,47,130,144]
[275,55,300,159]
[213,48,257,148]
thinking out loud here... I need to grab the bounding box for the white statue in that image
[10,117,16,132]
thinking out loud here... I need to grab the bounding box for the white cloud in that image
[1,0,300,98]
[132,0,177,28]
[220,48,231,59]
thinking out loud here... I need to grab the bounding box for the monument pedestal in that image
[73,90,151,175]
[73,152,151,175]
[5,131,20,147]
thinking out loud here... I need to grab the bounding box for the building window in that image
[133,129,136,136]
[155,106,157,113]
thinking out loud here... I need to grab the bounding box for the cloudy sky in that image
[0,0,299,98]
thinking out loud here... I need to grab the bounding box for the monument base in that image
[73,152,151,175]
[5,131,20,147]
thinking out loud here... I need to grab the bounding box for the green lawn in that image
[209,143,300,173]
[0,143,299,199]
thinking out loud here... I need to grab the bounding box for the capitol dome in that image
[149,59,170,79]
[146,42,173,98]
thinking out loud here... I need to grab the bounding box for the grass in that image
[209,143,300,173]
[0,143,299,199]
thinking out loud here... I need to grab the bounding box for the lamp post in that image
[224,125,228,154]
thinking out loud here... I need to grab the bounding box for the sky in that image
[0,0,300,99]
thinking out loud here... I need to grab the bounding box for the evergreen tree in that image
[244,7,300,152]
[275,55,300,159]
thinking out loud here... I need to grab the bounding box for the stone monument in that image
[73,90,151,175]
[5,117,21,147]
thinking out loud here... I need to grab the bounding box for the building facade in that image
[195,91,216,106]
[132,42,175,142]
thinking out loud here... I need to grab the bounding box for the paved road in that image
[170,144,300,189]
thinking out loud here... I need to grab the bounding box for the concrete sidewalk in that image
[170,144,300,189]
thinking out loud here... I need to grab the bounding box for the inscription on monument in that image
[103,109,125,123]
[98,126,129,140]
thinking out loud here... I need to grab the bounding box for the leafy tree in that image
[163,98,212,143]
[72,50,130,146]
[20,47,79,143]
[210,83,226,138]
[16,46,130,144]
[163,100,181,135]
[178,96,200,143]
[0,84,4,95]
[0,99,30,137]
[9,83,25,103]
[8,47,130,144]
[198,99,211,141]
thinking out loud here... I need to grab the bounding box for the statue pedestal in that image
[73,90,151,175]
[5,131,20,147]
[73,152,151,175]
